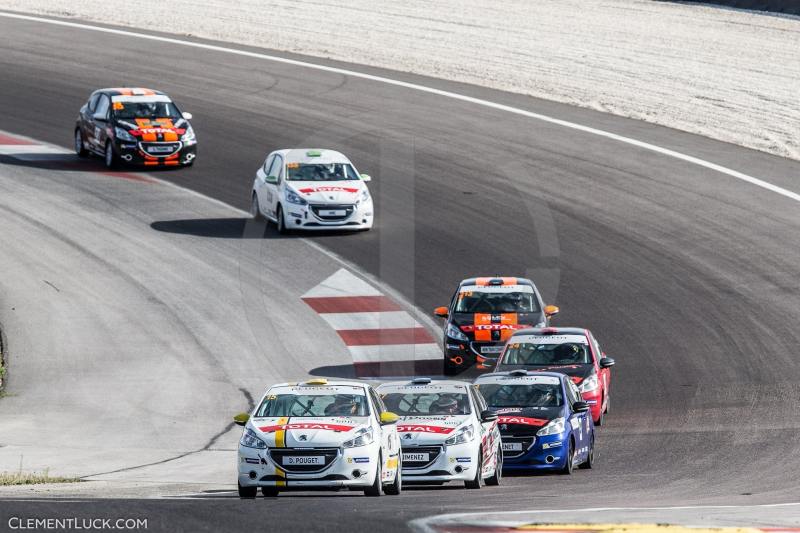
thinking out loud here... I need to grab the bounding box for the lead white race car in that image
[251,148,374,233]
[377,377,502,488]
[234,378,401,497]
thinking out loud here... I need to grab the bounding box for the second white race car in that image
[378,377,502,488]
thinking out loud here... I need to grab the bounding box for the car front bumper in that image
[283,200,374,231]
[501,433,570,471]
[114,139,197,167]
[401,441,478,484]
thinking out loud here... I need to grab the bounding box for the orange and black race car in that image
[433,277,559,375]
[74,87,197,169]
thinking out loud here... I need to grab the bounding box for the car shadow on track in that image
[309,360,445,379]
[0,153,184,173]
[150,217,370,239]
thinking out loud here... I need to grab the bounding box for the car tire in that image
[443,359,459,376]
[595,400,605,427]
[251,194,264,221]
[485,446,502,486]
[364,452,383,497]
[276,204,288,234]
[238,481,257,499]
[605,394,611,414]
[104,141,118,169]
[579,434,594,470]
[384,456,402,495]
[560,439,575,475]
[75,129,88,158]
[261,486,279,497]
[465,447,483,489]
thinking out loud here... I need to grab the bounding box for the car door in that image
[255,154,275,215]
[369,387,398,481]
[79,92,100,149]
[268,154,285,218]
[89,93,111,152]
[589,332,610,404]
[470,385,497,473]
[565,378,587,454]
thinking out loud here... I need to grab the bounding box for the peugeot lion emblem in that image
[299,434,308,441]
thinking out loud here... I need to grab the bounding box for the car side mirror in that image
[572,401,590,413]
[599,357,615,368]
[182,112,193,120]
[380,411,399,425]
[360,173,372,182]
[233,412,250,426]
[433,306,449,318]
[544,304,559,318]
[92,112,107,122]
[480,410,498,422]
[264,175,278,184]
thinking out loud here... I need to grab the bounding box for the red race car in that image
[493,327,615,425]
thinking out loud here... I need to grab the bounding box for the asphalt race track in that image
[1,12,800,533]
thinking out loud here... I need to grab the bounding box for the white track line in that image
[1,11,798,204]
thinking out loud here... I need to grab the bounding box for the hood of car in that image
[395,415,470,445]
[491,406,563,434]
[251,416,369,447]
[290,181,365,204]
[115,117,188,142]
[450,312,544,343]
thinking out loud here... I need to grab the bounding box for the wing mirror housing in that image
[572,401,590,413]
[182,111,193,120]
[264,175,278,184]
[92,112,107,122]
[233,413,250,426]
[600,357,615,368]
[380,411,399,425]
[544,304,560,318]
[360,173,372,182]
[433,306,449,318]
[480,410,498,422]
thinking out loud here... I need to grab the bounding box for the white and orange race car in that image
[234,378,401,497]
[377,378,502,488]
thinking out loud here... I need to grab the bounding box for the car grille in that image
[401,445,442,469]
[310,204,355,221]
[469,342,504,358]
[500,436,535,458]
[139,141,182,157]
[269,448,339,473]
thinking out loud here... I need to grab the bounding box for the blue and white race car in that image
[474,370,594,474]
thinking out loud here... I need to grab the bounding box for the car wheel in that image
[384,456,402,495]
[560,439,575,475]
[104,141,118,169]
[74,129,88,158]
[364,452,383,497]
[579,434,594,470]
[465,447,483,489]
[276,204,288,234]
[595,399,605,427]
[604,394,611,414]
[251,194,264,221]
[261,486,279,497]
[443,359,459,376]
[237,481,257,499]
[485,446,502,486]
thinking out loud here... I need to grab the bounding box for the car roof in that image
[268,379,369,390]
[377,379,471,392]
[459,276,535,288]
[510,327,588,338]
[475,370,566,385]
[97,87,167,97]
[274,149,352,165]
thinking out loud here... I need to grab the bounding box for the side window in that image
[88,93,101,112]
[94,94,110,119]
[273,156,284,185]
[262,155,275,174]
[369,388,386,416]
[470,386,487,414]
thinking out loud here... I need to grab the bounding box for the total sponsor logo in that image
[298,186,360,194]
[461,324,529,332]
[258,423,355,433]
[396,424,456,434]
[130,127,184,136]
[497,416,548,427]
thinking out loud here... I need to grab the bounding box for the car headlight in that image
[114,127,135,142]
[446,323,468,341]
[240,428,267,449]
[579,374,599,392]
[343,427,374,448]
[536,417,566,436]
[356,188,371,205]
[181,125,196,143]
[444,425,474,445]
[285,189,308,206]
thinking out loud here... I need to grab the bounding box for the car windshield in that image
[113,101,182,119]
[499,342,591,367]
[381,392,471,416]
[286,163,360,182]
[255,393,369,417]
[479,383,563,408]
[454,290,539,313]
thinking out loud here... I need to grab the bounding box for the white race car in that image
[251,148,374,232]
[234,378,401,497]
[377,377,502,488]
